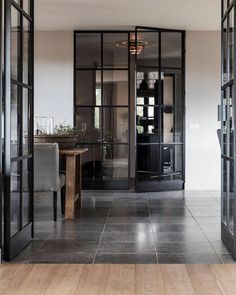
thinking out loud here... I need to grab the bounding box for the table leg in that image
[75,154,82,209]
[65,155,76,219]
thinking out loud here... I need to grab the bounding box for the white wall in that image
[186,31,221,190]
[34,31,73,126]
[34,30,221,190]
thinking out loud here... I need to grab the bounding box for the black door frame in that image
[3,0,34,261]
[134,26,186,192]
[221,0,236,259]
[0,0,3,262]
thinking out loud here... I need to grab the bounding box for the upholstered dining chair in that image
[34,143,65,221]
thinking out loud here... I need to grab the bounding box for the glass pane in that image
[23,17,31,85]
[103,107,129,143]
[81,145,102,184]
[229,7,234,80]
[163,107,183,143]
[11,161,21,237]
[11,84,20,158]
[75,107,102,143]
[222,89,228,156]
[75,70,101,106]
[103,70,128,105]
[75,33,101,68]
[137,144,159,181]
[223,18,228,84]
[161,145,183,180]
[137,106,159,137]
[222,159,228,225]
[103,33,128,68]
[163,69,183,106]
[11,6,20,81]
[136,70,159,105]
[23,0,31,15]
[103,144,128,180]
[229,87,234,158]
[161,32,182,68]
[23,88,30,155]
[134,31,159,67]
[223,0,228,15]
[229,160,234,234]
[22,159,30,227]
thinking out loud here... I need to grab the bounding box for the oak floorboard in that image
[0,264,236,295]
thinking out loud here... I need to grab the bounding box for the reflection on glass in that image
[22,159,30,227]
[11,6,20,81]
[161,145,183,179]
[75,33,101,68]
[23,0,31,15]
[82,145,102,183]
[75,70,101,105]
[75,107,101,143]
[164,75,174,105]
[134,31,159,67]
[229,8,234,80]
[229,160,234,234]
[103,145,128,180]
[103,33,129,68]
[11,161,21,237]
[103,107,129,143]
[11,85,20,158]
[223,19,228,84]
[163,107,183,143]
[23,89,30,155]
[222,159,227,225]
[163,69,183,106]
[23,17,30,85]
[137,145,159,181]
[103,70,128,105]
[161,32,182,68]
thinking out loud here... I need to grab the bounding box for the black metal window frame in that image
[74,30,131,190]
[3,0,34,260]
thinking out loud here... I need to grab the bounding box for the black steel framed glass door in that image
[135,26,185,192]
[3,0,34,260]
[221,0,236,259]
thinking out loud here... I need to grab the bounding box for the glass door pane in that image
[135,27,185,192]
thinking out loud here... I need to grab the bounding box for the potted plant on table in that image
[34,124,82,149]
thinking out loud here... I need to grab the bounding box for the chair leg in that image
[53,191,57,222]
[61,186,65,215]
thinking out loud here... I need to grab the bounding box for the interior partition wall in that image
[74,29,185,191]
[74,31,130,190]
[3,0,34,260]
[221,0,236,259]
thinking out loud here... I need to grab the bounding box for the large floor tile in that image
[156,241,215,254]
[30,252,95,264]
[94,254,157,264]
[98,241,156,254]
[37,240,99,254]
[101,231,154,243]
[158,253,222,264]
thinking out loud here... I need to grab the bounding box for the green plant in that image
[53,124,80,136]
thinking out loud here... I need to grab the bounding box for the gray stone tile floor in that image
[11,190,236,264]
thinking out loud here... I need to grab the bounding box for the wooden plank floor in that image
[1,264,236,294]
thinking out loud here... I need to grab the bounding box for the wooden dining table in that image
[59,148,88,219]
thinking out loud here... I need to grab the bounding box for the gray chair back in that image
[34,143,60,192]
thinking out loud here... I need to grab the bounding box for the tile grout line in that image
[92,199,112,264]
[185,203,224,264]
[146,193,159,264]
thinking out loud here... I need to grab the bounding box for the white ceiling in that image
[35,0,221,31]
